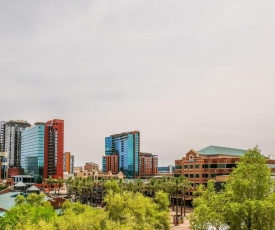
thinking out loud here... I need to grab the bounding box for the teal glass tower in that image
[21,123,45,180]
[103,131,140,179]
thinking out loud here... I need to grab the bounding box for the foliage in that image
[0,194,56,230]
[0,189,170,230]
[105,190,170,230]
[0,184,7,191]
[190,147,275,230]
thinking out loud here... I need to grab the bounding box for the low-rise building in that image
[174,145,275,200]
[84,162,99,172]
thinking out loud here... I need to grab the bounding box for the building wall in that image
[44,119,64,179]
[103,155,119,174]
[139,153,158,177]
[21,125,45,178]
[64,152,71,173]
[84,162,99,172]
[70,155,74,174]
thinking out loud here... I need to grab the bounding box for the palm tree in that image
[65,176,74,199]
[56,177,63,195]
[45,176,55,194]
[178,176,191,217]
[147,177,158,197]
[134,178,144,193]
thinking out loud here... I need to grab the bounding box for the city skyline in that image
[1,1,275,166]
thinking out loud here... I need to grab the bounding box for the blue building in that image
[103,131,140,179]
[21,123,45,180]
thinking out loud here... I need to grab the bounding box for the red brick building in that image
[174,146,275,199]
[103,155,119,174]
[44,119,64,179]
[139,152,158,178]
[84,162,99,172]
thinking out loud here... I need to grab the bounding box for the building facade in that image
[84,162,99,172]
[21,123,45,179]
[64,152,74,174]
[102,155,119,174]
[139,152,158,177]
[174,146,247,186]
[44,119,64,179]
[103,131,140,179]
[0,120,31,167]
[158,165,174,174]
[174,145,275,199]
[0,152,8,180]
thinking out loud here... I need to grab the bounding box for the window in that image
[195,164,200,169]
[184,165,188,169]
[189,164,194,169]
[195,174,200,178]
[189,174,194,178]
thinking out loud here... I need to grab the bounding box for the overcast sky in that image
[1,0,275,167]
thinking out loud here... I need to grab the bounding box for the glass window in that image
[189,164,194,169]
[195,164,200,169]
[184,165,188,169]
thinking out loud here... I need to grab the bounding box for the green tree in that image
[105,191,170,229]
[0,193,56,229]
[190,147,275,230]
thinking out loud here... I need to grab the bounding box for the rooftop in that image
[0,191,21,211]
[198,145,247,157]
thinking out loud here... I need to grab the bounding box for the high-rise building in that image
[21,123,45,179]
[64,152,74,174]
[0,120,31,167]
[139,152,158,177]
[103,131,140,179]
[0,152,8,180]
[44,119,64,179]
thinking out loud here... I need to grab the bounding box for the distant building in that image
[74,170,124,180]
[158,165,174,175]
[0,152,8,180]
[73,166,83,172]
[84,162,99,172]
[0,120,31,167]
[64,152,74,174]
[103,131,140,179]
[21,123,45,179]
[139,152,158,178]
[44,119,64,179]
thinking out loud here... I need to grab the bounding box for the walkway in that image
[170,207,193,230]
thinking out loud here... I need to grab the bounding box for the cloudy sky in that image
[1,0,275,166]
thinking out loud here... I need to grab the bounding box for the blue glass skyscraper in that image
[103,131,140,179]
[21,123,45,180]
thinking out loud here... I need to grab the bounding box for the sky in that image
[1,0,275,167]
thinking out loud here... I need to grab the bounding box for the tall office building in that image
[0,152,8,180]
[0,120,31,167]
[21,123,45,179]
[64,152,74,174]
[103,131,140,179]
[44,119,64,179]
